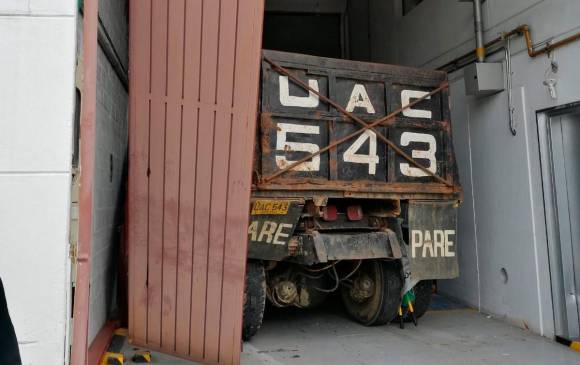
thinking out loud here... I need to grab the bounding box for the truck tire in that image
[405,280,432,322]
[242,260,266,341]
[340,260,402,326]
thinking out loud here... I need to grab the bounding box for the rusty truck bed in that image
[252,50,462,201]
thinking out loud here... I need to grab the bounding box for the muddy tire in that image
[340,260,402,326]
[242,260,266,341]
[405,280,432,322]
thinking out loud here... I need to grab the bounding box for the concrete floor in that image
[122,297,580,364]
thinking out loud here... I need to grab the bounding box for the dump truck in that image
[242,50,462,340]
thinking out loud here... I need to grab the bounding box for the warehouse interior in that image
[75,0,580,363]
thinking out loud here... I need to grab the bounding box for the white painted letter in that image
[258,221,277,243]
[273,223,293,245]
[401,90,432,119]
[422,230,434,258]
[411,230,423,258]
[279,75,319,108]
[433,230,445,258]
[276,123,320,171]
[346,84,375,114]
[444,230,456,257]
[248,221,258,241]
[400,132,437,177]
[342,130,379,174]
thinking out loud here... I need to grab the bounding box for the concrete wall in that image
[346,0,371,61]
[87,0,129,344]
[363,0,580,337]
[0,1,77,364]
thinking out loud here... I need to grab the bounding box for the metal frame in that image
[537,102,580,340]
[71,0,99,364]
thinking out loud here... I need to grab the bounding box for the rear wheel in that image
[340,260,402,326]
[242,260,266,341]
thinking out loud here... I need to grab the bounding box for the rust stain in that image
[260,114,273,155]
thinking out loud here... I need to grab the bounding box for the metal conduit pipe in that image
[436,22,580,135]
[520,24,580,58]
[472,0,485,62]
[504,35,517,136]
[438,24,580,72]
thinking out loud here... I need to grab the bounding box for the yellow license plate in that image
[251,200,290,215]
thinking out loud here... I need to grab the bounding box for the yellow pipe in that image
[439,24,580,71]
[519,25,580,58]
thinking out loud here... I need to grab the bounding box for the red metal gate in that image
[128,1,264,363]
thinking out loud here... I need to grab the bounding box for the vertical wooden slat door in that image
[128,1,264,364]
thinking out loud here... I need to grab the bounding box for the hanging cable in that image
[312,265,340,293]
[340,260,363,282]
[504,35,517,136]
[295,271,325,280]
[303,260,341,273]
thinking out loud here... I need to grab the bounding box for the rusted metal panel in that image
[255,50,462,200]
[128,0,265,364]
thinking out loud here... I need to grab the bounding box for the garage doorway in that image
[538,103,580,341]
[263,12,345,58]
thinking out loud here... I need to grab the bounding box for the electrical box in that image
[464,62,504,96]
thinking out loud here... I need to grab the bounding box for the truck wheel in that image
[405,280,432,322]
[340,260,402,326]
[242,260,266,341]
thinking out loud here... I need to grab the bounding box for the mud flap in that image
[405,200,458,289]
[247,199,304,261]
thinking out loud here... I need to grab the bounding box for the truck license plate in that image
[251,199,291,215]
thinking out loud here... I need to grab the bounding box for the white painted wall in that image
[0,1,77,364]
[362,0,580,338]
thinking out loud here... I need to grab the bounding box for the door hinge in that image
[69,243,78,263]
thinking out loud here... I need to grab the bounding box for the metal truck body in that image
[242,50,462,339]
